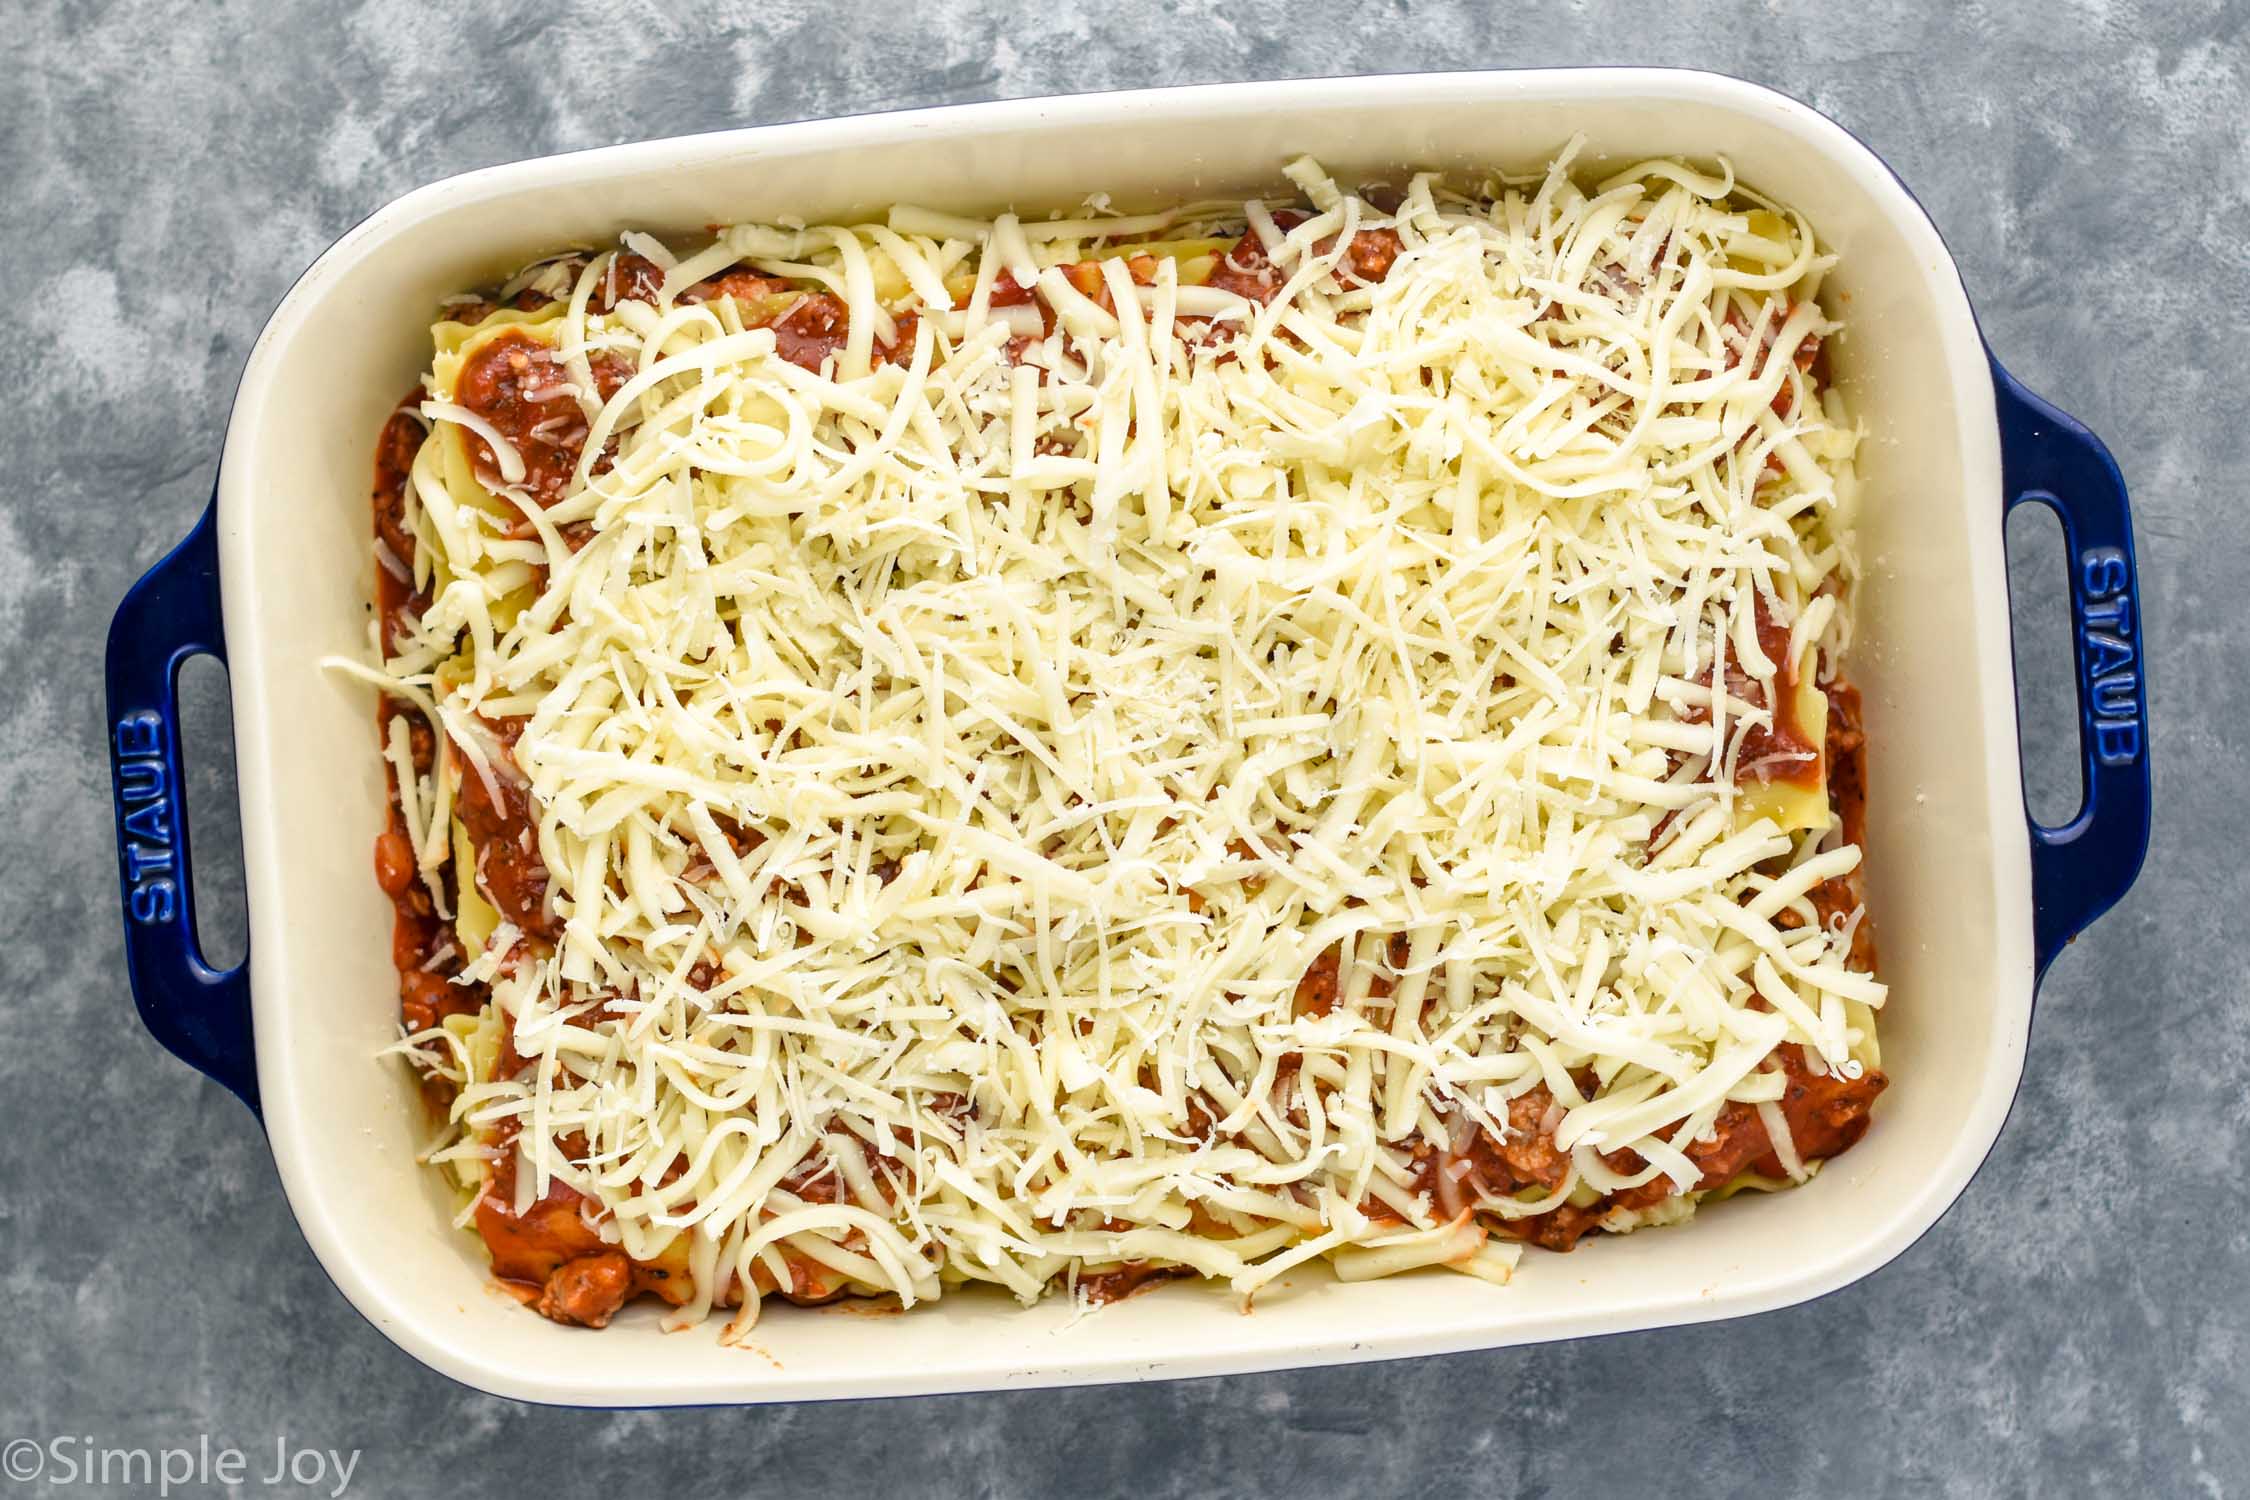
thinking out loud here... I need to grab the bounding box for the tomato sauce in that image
[1292,945,1342,1017]
[592,255,796,314]
[1823,679,1869,848]
[1723,300,1822,416]
[1494,1202,1610,1252]
[588,253,667,313]
[1681,593,1821,786]
[1410,1086,1575,1222]
[1079,1261,1186,1305]
[534,1250,635,1328]
[477,1130,610,1286]
[373,711,478,1035]
[451,716,557,940]
[1206,212,1401,304]
[980,269,1033,309]
[475,1125,645,1327]
[368,398,484,1041]
[1323,226,1402,285]
[760,292,919,373]
[371,394,431,658]
[451,329,632,506]
[1689,1046,1886,1186]
[1205,210,1307,303]
[681,267,789,305]
[1413,1045,1882,1252]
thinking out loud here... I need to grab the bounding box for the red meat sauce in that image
[1290,797,1879,1257]
[772,1094,976,1208]
[1781,677,1880,973]
[449,267,928,511]
[450,330,636,506]
[369,412,484,1047]
[477,1108,883,1327]
[370,709,477,1040]
[370,399,429,657]
[455,215,1403,506]
[473,1121,682,1329]
[449,714,556,940]
[1394,1045,1885,1254]
[1677,591,1823,789]
[1078,1261,1187,1306]
[1724,299,1824,418]
[986,211,1401,367]
[1722,299,1826,488]
[590,251,924,376]
[1206,210,1402,302]
[1289,931,1413,1021]
[473,1026,980,1327]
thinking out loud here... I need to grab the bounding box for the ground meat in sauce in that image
[1205,211,1400,304]
[1493,1088,1572,1190]
[1495,1201,1610,1253]
[1613,1046,1888,1214]
[681,267,790,305]
[451,721,556,939]
[1293,945,1342,1017]
[1324,226,1402,284]
[1410,1084,1574,1219]
[1078,1262,1186,1305]
[590,256,797,314]
[437,286,555,328]
[373,783,475,1034]
[1770,676,1879,967]
[777,1147,855,1205]
[756,292,919,374]
[1804,871,1878,973]
[546,253,908,376]
[371,399,423,566]
[478,1128,684,1326]
[476,1129,608,1289]
[371,393,431,657]
[588,253,667,313]
[1824,678,1870,848]
[1739,1046,1886,1176]
[1724,300,1822,416]
[1413,1041,1884,1251]
[1204,210,1308,303]
[535,1251,635,1328]
[764,292,843,371]
[1683,591,1821,785]
[450,330,635,506]
[369,422,485,1038]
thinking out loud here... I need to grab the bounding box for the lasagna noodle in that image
[353,147,1887,1331]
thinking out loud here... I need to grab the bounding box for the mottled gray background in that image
[5,2,2243,1496]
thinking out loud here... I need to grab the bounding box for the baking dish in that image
[104,68,2151,1406]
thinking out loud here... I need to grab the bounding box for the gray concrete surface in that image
[5,2,2244,1496]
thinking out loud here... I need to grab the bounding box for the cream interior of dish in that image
[357,147,1883,1333]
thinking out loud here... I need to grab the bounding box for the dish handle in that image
[1992,356,2154,978]
[105,496,259,1114]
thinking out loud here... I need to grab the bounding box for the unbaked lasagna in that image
[350,146,1886,1333]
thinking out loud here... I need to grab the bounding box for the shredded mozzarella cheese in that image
[361,147,1882,1327]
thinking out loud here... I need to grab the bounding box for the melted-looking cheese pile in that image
[362,147,1881,1331]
